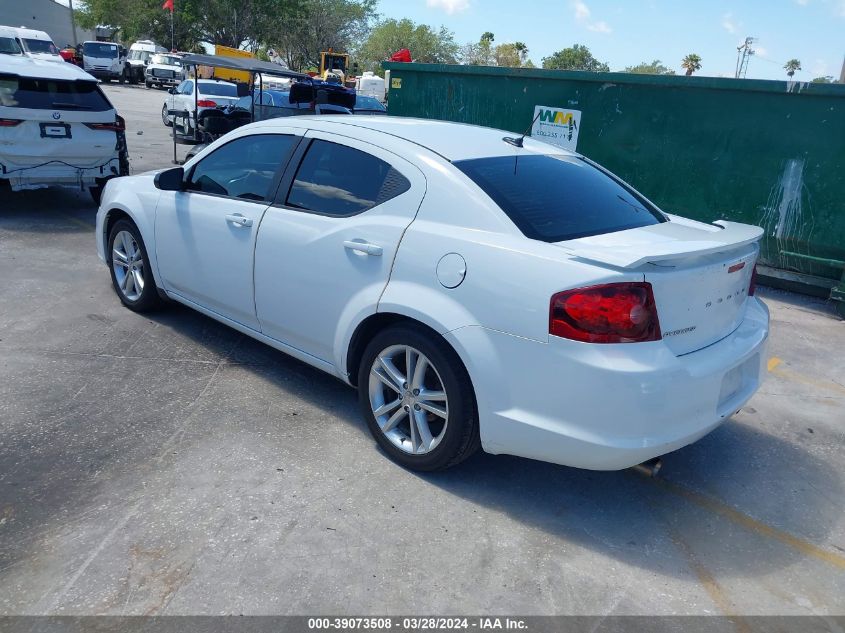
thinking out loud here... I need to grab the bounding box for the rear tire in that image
[107,219,162,312]
[89,186,102,205]
[162,103,172,127]
[357,324,480,471]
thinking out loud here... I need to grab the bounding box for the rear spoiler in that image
[556,220,764,269]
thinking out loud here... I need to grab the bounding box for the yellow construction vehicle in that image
[319,49,350,84]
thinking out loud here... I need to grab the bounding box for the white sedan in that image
[95,117,769,471]
[162,78,240,134]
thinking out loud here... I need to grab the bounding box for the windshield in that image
[454,154,666,243]
[355,95,385,111]
[198,82,238,97]
[128,49,151,62]
[83,42,118,58]
[23,38,58,55]
[151,54,181,66]
[0,73,112,110]
[0,37,23,55]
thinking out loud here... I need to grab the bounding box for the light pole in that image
[735,37,756,78]
[67,0,78,47]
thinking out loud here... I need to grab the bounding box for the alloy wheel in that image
[368,345,449,455]
[112,230,145,302]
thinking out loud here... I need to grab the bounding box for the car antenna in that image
[503,110,542,148]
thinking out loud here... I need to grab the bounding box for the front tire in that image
[107,219,161,312]
[358,324,480,471]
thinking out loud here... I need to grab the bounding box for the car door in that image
[155,130,302,329]
[253,131,426,363]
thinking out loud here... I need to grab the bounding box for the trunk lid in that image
[556,217,762,355]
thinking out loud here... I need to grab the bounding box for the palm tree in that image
[784,59,801,78]
[514,41,528,64]
[481,32,495,43]
[681,53,702,76]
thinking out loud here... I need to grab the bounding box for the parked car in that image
[353,94,386,115]
[11,27,62,62]
[144,53,184,89]
[95,117,768,472]
[0,55,128,202]
[82,40,128,83]
[162,78,239,135]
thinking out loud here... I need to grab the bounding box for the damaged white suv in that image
[0,55,128,202]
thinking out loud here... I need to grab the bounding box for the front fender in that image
[96,173,163,289]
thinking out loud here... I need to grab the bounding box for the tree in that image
[267,0,376,71]
[681,53,702,76]
[75,0,204,50]
[784,59,801,78]
[541,44,609,72]
[357,18,459,74]
[624,59,675,75]
[811,75,834,83]
[461,32,496,66]
[494,41,529,67]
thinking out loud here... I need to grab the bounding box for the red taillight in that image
[748,263,757,296]
[0,119,23,127]
[196,100,217,108]
[85,115,125,132]
[550,282,662,343]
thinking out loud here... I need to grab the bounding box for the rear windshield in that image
[23,39,58,55]
[199,82,238,97]
[0,37,23,55]
[83,42,118,57]
[0,73,112,111]
[454,154,666,242]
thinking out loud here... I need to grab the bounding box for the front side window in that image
[0,37,22,55]
[454,154,666,243]
[0,73,111,110]
[186,134,298,201]
[285,140,410,217]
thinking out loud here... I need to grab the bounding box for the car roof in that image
[0,54,97,81]
[10,27,52,39]
[252,116,576,161]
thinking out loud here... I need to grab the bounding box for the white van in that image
[82,40,128,83]
[0,55,129,202]
[127,39,166,84]
[12,27,62,62]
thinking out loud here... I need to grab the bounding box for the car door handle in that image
[343,240,383,256]
[225,214,253,227]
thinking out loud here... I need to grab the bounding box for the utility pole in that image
[67,0,78,47]
[735,36,756,78]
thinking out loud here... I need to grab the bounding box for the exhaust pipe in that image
[631,457,662,478]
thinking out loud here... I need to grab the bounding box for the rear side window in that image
[454,154,666,242]
[186,134,298,200]
[198,83,237,97]
[285,139,410,216]
[0,73,112,110]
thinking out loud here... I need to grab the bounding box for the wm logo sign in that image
[538,109,576,125]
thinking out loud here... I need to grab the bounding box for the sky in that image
[375,0,845,80]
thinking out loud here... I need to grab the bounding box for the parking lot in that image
[1,82,844,617]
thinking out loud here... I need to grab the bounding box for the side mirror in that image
[154,167,184,191]
[168,87,176,94]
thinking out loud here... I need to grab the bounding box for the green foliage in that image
[811,75,834,83]
[681,53,702,76]
[357,18,459,74]
[494,41,529,68]
[74,0,302,50]
[624,59,675,75]
[266,0,376,71]
[541,44,609,72]
[784,58,802,78]
[461,32,496,66]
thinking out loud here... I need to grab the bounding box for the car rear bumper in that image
[0,156,122,191]
[445,297,769,470]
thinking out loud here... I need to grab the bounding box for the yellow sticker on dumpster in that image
[391,77,402,89]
